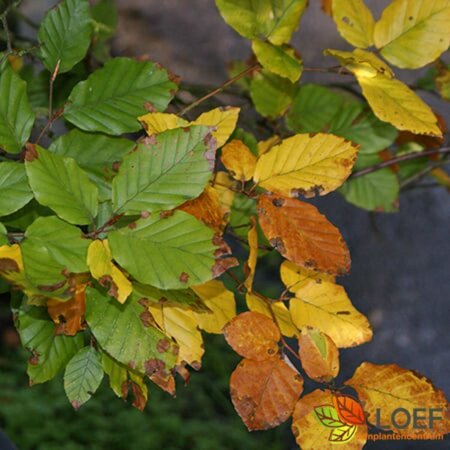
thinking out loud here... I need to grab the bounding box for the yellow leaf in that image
[246,293,298,337]
[280,261,335,293]
[149,303,204,369]
[87,240,132,304]
[213,171,236,217]
[290,281,372,347]
[325,49,442,137]
[374,0,450,69]
[292,389,368,450]
[346,362,450,436]
[193,280,236,334]
[193,106,240,148]
[221,139,257,182]
[254,133,358,197]
[244,217,258,291]
[298,327,339,382]
[332,0,375,48]
[324,48,394,79]
[358,75,442,137]
[257,135,281,156]
[436,68,450,101]
[0,244,43,297]
[138,112,189,135]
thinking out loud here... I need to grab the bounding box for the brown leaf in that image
[345,362,450,436]
[177,186,227,233]
[230,357,303,430]
[298,327,339,382]
[47,282,86,336]
[257,194,350,275]
[224,311,280,361]
[292,389,368,450]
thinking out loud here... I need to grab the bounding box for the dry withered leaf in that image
[47,282,86,336]
[230,356,303,430]
[257,194,350,275]
[298,327,339,382]
[345,362,450,436]
[177,186,226,233]
[224,311,280,361]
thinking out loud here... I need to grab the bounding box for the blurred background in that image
[0,0,449,449]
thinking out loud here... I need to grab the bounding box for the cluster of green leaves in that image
[0,1,449,449]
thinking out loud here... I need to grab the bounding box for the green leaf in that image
[0,200,52,232]
[112,126,215,215]
[85,286,178,375]
[91,0,118,39]
[25,145,98,225]
[0,222,7,245]
[286,84,359,133]
[64,57,177,135]
[215,0,307,45]
[17,306,84,384]
[286,84,397,153]
[252,40,302,82]
[0,66,35,153]
[0,162,33,217]
[314,405,345,428]
[133,283,208,312]
[340,169,399,212]
[102,351,127,397]
[38,0,92,73]
[250,70,297,118]
[21,216,90,290]
[108,211,231,289]
[64,346,104,409]
[49,129,134,201]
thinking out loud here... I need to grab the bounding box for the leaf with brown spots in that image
[345,362,450,436]
[280,260,335,293]
[177,186,227,233]
[230,356,303,431]
[253,133,358,198]
[298,327,339,383]
[87,240,132,304]
[257,194,350,275]
[290,281,372,348]
[148,303,204,369]
[47,282,87,336]
[221,139,257,181]
[224,311,280,361]
[292,389,368,450]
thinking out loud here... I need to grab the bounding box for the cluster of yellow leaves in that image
[328,0,450,137]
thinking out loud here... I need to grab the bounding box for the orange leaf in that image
[257,194,350,275]
[47,281,87,336]
[230,357,303,430]
[333,394,366,425]
[298,327,340,382]
[177,186,226,233]
[224,311,280,361]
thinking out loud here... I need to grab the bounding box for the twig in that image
[48,60,61,119]
[351,147,450,178]
[35,106,65,145]
[303,66,352,76]
[0,14,12,54]
[85,214,124,239]
[179,63,260,117]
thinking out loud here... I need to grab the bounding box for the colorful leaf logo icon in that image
[314,394,365,444]
[333,394,366,425]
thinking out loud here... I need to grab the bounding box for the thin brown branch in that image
[48,59,61,120]
[85,214,124,239]
[351,147,450,178]
[179,63,260,117]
